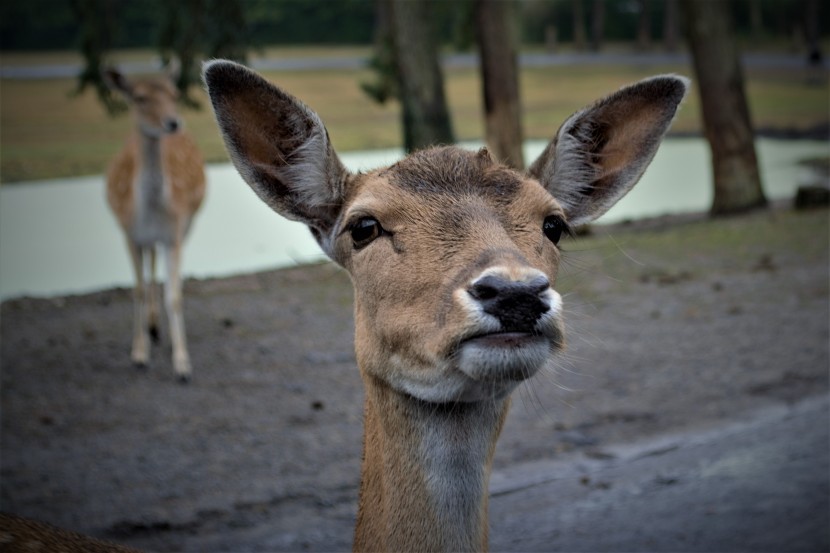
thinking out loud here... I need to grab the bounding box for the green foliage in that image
[67,0,248,114]
[245,0,375,45]
[3,0,826,53]
[361,36,398,105]
[71,0,127,116]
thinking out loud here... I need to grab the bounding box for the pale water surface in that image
[0,138,826,299]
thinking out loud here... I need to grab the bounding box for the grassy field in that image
[1,47,828,183]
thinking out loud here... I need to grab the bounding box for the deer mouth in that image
[455,331,556,384]
[461,331,546,349]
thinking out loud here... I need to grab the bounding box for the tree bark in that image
[663,0,678,52]
[474,0,524,169]
[636,0,651,51]
[682,0,766,215]
[572,0,587,51]
[389,0,454,152]
[805,0,823,65]
[749,0,764,43]
[590,0,605,52]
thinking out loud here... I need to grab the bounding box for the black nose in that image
[164,118,180,133]
[467,274,551,331]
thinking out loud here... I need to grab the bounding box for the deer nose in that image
[164,118,181,133]
[467,274,551,331]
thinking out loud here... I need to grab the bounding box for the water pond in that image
[0,138,825,300]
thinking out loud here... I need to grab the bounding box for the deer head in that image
[104,60,182,137]
[204,61,686,404]
[204,60,687,551]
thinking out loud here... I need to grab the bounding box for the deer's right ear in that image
[202,60,349,256]
[103,68,132,96]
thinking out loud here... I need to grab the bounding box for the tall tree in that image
[388,0,454,151]
[663,0,679,52]
[682,0,766,215]
[748,0,764,43]
[636,0,651,51]
[74,0,247,114]
[590,0,605,51]
[72,0,124,114]
[805,0,823,65]
[158,0,204,107]
[361,0,397,105]
[474,0,524,169]
[572,0,587,51]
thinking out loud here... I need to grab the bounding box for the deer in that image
[203,60,687,552]
[0,513,142,553]
[104,61,206,382]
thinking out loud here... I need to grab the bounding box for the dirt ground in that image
[1,205,828,552]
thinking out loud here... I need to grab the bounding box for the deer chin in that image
[457,332,554,381]
[381,331,560,404]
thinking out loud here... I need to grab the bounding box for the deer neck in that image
[135,130,165,197]
[131,130,173,245]
[354,376,510,552]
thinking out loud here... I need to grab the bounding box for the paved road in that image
[1,52,826,79]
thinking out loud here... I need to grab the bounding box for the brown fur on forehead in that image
[132,79,178,98]
[385,146,523,203]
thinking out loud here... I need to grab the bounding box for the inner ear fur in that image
[529,75,689,226]
[203,60,349,254]
[103,68,132,97]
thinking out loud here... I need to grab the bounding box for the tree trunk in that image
[682,0,766,215]
[590,0,605,52]
[805,0,823,65]
[474,0,524,170]
[636,0,651,51]
[749,0,764,43]
[572,0,587,51]
[663,0,678,52]
[389,0,454,152]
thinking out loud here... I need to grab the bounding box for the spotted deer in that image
[204,60,687,551]
[104,61,206,382]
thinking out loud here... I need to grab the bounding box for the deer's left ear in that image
[102,68,133,97]
[165,57,181,83]
[528,75,689,226]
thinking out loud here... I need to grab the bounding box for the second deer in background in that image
[104,61,206,382]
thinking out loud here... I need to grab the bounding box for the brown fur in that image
[107,132,205,231]
[203,61,687,552]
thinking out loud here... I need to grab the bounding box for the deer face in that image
[104,63,182,137]
[333,148,567,402]
[203,61,687,404]
[127,80,181,137]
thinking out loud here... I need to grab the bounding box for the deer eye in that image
[543,215,567,245]
[350,217,382,249]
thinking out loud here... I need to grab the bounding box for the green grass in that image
[1,47,828,183]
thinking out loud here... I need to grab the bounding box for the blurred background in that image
[0,0,827,298]
[1,3,828,551]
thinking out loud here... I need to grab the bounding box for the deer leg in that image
[147,247,160,343]
[162,242,192,382]
[127,241,150,368]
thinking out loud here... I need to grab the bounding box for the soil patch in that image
[2,206,827,551]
